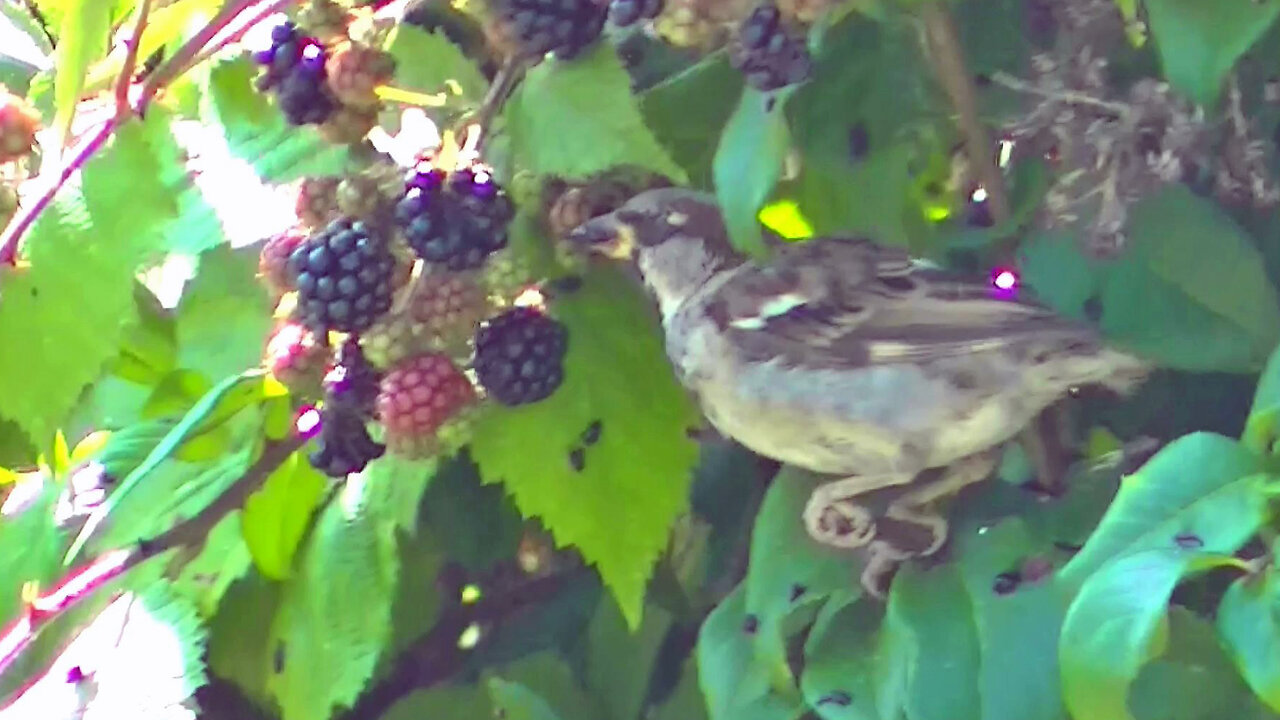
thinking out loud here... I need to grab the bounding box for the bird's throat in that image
[636,236,734,320]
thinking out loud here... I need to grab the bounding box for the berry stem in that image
[460,57,527,153]
[375,84,449,108]
[114,0,155,115]
[918,1,1010,226]
[0,434,304,688]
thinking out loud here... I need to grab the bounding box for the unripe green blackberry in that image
[288,217,398,338]
[473,307,568,406]
[297,176,341,230]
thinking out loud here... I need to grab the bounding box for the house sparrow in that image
[567,188,1150,597]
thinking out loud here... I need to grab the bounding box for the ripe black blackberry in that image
[308,400,386,478]
[729,3,812,92]
[473,307,568,406]
[288,218,397,338]
[489,0,608,60]
[326,337,382,415]
[394,165,514,271]
[609,0,663,26]
[252,21,338,126]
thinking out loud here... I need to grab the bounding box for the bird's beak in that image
[566,212,638,260]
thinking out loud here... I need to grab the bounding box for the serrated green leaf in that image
[84,107,183,247]
[51,0,111,140]
[1145,0,1280,106]
[586,596,674,720]
[207,570,284,709]
[381,685,493,720]
[799,595,883,720]
[1059,432,1270,587]
[654,654,710,720]
[364,453,438,536]
[1217,555,1280,713]
[420,452,522,571]
[171,510,252,618]
[142,368,214,420]
[383,23,486,103]
[507,43,686,183]
[241,451,327,580]
[469,266,699,629]
[639,52,743,188]
[269,477,398,720]
[113,281,179,386]
[713,86,789,259]
[0,477,65,627]
[201,57,348,183]
[175,243,273,381]
[1060,548,1243,720]
[1099,185,1280,372]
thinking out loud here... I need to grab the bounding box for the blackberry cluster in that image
[288,217,397,338]
[394,165,515,271]
[308,400,386,477]
[729,3,812,92]
[252,21,338,126]
[489,0,608,60]
[609,0,663,26]
[326,337,382,414]
[474,307,569,406]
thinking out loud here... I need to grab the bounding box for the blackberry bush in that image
[729,3,812,92]
[288,217,398,338]
[609,0,663,27]
[473,307,568,406]
[488,0,609,60]
[252,21,338,126]
[394,165,515,272]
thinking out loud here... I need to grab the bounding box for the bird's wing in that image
[703,237,1106,370]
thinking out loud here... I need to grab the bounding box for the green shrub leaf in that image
[1145,0,1280,106]
[1217,555,1280,713]
[241,450,328,580]
[714,87,790,259]
[175,244,273,382]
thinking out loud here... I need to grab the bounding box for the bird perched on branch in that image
[567,188,1150,597]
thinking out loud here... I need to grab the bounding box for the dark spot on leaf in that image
[765,96,776,113]
[1054,540,1083,553]
[29,287,37,298]
[569,447,586,472]
[789,583,806,602]
[1175,532,1203,549]
[742,615,759,634]
[817,691,853,706]
[848,123,869,161]
[1083,295,1103,322]
[581,420,602,446]
[974,73,992,87]
[992,572,1021,595]
[549,275,582,295]
[274,642,286,673]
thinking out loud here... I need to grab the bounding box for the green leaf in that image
[639,52,744,188]
[955,519,1067,720]
[1145,0,1280,106]
[381,685,493,720]
[1244,340,1280,455]
[171,510,252,618]
[1016,231,1101,322]
[1058,431,1270,587]
[84,107,183,249]
[51,0,111,140]
[469,266,700,629]
[175,244,273,381]
[883,564,982,720]
[1060,548,1244,720]
[487,678,567,720]
[585,596,674,720]
[697,585,806,720]
[207,570,283,709]
[0,477,65,627]
[201,57,348,183]
[420,452,523,571]
[241,450,327,580]
[364,453,439,536]
[507,43,686,183]
[383,23,487,103]
[492,652,607,720]
[799,595,885,720]
[268,478,398,720]
[1099,185,1280,372]
[713,86,789,259]
[1217,556,1280,713]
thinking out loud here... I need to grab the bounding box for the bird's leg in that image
[1018,405,1071,496]
[803,472,915,549]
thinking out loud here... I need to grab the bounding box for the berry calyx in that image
[394,164,515,271]
[288,217,398,338]
[377,352,477,457]
[473,307,568,406]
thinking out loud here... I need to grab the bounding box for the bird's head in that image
[566,188,728,260]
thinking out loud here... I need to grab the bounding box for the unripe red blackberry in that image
[264,321,328,396]
[377,353,477,457]
[405,272,490,349]
[0,87,39,164]
[473,307,568,406]
[259,230,307,297]
[326,42,396,108]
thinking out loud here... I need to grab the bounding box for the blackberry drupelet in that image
[252,21,338,126]
[377,352,477,457]
[609,0,663,26]
[308,400,386,477]
[473,307,568,406]
[489,0,608,60]
[729,3,811,92]
[288,217,397,338]
[394,166,515,271]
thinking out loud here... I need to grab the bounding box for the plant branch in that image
[458,57,527,153]
[919,0,1009,226]
[114,0,155,115]
[0,434,304,683]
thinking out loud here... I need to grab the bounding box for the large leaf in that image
[639,52,743,189]
[383,23,487,103]
[171,509,252,618]
[506,43,686,183]
[469,266,700,628]
[713,87,790,259]
[799,596,884,720]
[1244,340,1280,455]
[1145,0,1280,106]
[697,584,806,720]
[1058,431,1271,587]
[175,243,273,381]
[240,450,327,580]
[51,0,111,140]
[585,596,674,720]
[267,477,399,720]
[1060,548,1244,720]
[1217,551,1280,714]
[0,478,65,627]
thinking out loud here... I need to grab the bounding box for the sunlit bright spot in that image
[970,185,989,203]
[997,138,1015,168]
[369,109,441,168]
[301,41,324,61]
[2,592,200,719]
[457,622,483,650]
[55,462,110,524]
[295,406,322,439]
[139,253,197,310]
[241,12,288,52]
[1,470,46,517]
[339,471,367,520]
[513,287,546,309]
[992,268,1019,292]
[461,584,482,605]
[0,14,51,70]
